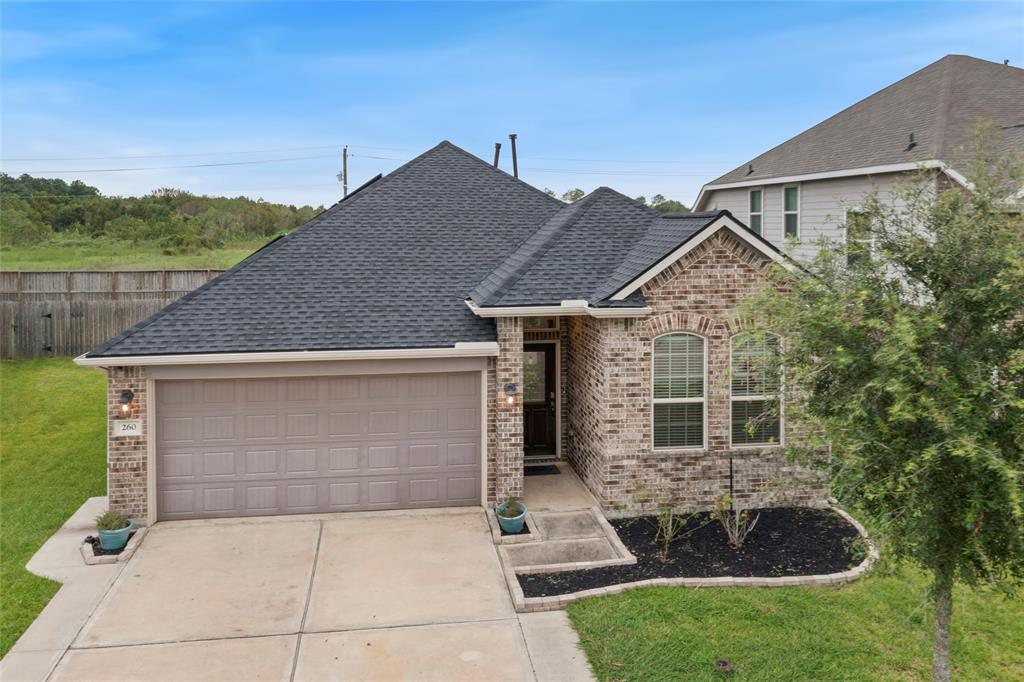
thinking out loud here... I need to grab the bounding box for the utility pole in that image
[336,145,349,199]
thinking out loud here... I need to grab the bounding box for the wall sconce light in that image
[504,383,517,405]
[119,389,135,416]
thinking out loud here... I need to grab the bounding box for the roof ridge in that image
[470,191,605,305]
[708,56,952,184]
[433,140,566,208]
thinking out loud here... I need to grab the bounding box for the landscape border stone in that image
[503,505,879,613]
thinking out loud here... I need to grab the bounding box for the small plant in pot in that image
[95,510,133,551]
[495,498,527,534]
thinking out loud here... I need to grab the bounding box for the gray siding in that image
[702,171,934,261]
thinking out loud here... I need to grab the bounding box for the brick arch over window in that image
[639,311,716,339]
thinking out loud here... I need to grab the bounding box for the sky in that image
[2,1,1022,209]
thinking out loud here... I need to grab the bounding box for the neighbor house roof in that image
[86,142,563,357]
[703,55,1024,189]
[468,188,725,307]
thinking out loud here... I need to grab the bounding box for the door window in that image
[523,351,546,402]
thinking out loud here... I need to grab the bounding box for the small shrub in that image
[633,481,710,562]
[712,495,760,549]
[95,510,130,531]
[497,499,525,518]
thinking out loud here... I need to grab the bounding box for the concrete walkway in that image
[2,502,594,682]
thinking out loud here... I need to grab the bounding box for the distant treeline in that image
[0,173,322,253]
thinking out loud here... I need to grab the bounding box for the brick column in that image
[106,367,148,520]
[492,317,524,502]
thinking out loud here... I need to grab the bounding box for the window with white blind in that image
[730,332,782,446]
[652,333,705,449]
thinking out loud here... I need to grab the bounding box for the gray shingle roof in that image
[709,55,1024,186]
[468,187,724,307]
[87,141,563,357]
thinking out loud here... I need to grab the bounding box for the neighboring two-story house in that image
[694,55,1024,260]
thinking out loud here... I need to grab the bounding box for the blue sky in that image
[2,1,1022,208]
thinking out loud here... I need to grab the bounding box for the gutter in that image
[73,342,501,368]
[465,299,652,318]
[693,159,971,210]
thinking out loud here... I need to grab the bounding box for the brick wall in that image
[563,228,827,515]
[563,316,608,503]
[106,366,148,519]
[490,317,524,502]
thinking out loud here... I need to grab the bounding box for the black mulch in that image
[84,532,135,556]
[500,519,532,536]
[524,465,560,476]
[518,507,860,598]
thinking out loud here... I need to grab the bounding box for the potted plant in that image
[495,498,527,534]
[95,510,133,551]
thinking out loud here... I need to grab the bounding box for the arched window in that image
[730,332,782,446]
[652,333,705,449]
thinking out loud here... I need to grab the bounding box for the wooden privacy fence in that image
[1,270,224,359]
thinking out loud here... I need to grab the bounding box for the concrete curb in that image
[485,508,539,545]
[505,504,879,613]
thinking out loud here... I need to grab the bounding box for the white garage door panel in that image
[155,372,481,520]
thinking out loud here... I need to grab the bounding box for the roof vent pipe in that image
[746,164,754,176]
[508,133,519,179]
[906,132,917,151]
[493,142,501,168]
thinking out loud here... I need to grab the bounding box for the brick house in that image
[77,142,826,524]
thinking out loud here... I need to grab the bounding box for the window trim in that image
[728,332,784,448]
[651,332,707,451]
[782,184,800,239]
[748,188,763,236]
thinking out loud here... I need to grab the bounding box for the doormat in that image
[524,465,560,476]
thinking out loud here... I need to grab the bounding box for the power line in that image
[4,143,727,169]
[6,153,341,174]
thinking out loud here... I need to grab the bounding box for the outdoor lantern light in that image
[119,389,135,416]
[504,383,517,405]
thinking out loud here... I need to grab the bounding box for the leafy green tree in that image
[561,188,586,203]
[744,140,1024,681]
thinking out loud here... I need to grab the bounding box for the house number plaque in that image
[113,420,142,437]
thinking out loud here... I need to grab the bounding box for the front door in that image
[523,343,556,458]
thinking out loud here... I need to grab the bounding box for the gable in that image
[607,214,789,302]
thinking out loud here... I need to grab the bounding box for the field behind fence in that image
[0,270,224,359]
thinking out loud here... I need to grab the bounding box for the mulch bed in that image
[84,532,135,556]
[518,507,860,598]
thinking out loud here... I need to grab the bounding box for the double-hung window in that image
[783,185,800,238]
[845,210,873,267]
[730,332,782,446]
[748,189,763,235]
[652,333,705,449]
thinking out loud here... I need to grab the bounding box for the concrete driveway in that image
[48,508,592,682]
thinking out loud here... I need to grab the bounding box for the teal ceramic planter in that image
[98,520,133,551]
[496,502,527,534]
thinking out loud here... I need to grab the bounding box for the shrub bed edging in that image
[508,505,878,613]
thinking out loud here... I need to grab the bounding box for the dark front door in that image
[523,343,556,457]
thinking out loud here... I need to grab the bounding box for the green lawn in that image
[568,570,1024,681]
[0,358,107,657]
[1,237,264,270]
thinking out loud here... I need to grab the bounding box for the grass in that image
[0,358,107,658]
[0,236,266,270]
[568,569,1024,681]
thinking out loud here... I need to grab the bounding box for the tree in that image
[744,136,1024,681]
[561,188,585,203]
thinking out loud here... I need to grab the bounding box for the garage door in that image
[155,372,481,520]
